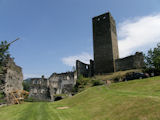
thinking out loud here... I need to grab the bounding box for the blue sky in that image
[0,0,160,79]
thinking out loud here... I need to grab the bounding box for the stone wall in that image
[29,72,77,101]
[0,57,23,94]
[76,60,94,77]
[76,52,145,78]
[49,72,76,100]
[29,77,50,101]
[115,52,145,71]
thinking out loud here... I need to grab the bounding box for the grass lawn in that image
[0,76,160,120]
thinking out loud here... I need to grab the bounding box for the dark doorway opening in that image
[54,96,63,101]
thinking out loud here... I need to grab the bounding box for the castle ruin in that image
[29,72,77,101]
[76,12,145,77]
[29,12,145,101]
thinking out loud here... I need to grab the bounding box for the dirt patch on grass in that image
[57,106,69,109]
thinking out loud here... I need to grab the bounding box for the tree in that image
[145,43,160,73]
[0,40,10,66]
[0,38,19,67]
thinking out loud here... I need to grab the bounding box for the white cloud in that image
[62,52,93,67]
[118,13,160,58]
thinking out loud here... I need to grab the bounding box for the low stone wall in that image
[115,52,145,71]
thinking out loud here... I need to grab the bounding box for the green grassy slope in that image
[0,76,160,120]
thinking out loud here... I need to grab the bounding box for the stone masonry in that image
[93,12,119,74]
[0,57,23,95]
[48,72,77,100]
[76,60,94,77]
[29,12,145,101]
[29,76,50,101]
[76,12,145,77]
[29,72,77,101]
[115,52,145,72]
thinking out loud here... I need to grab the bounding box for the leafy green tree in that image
[145,43,160,72]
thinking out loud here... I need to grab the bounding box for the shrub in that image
[91,79,103,86]
[73,75,92,93]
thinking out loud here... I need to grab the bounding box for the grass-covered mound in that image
[95,69,142,81]
[0,76,160,120]
[73,69,142,92]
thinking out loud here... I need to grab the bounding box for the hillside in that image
[0,76,160,120]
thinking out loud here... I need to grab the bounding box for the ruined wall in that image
[0,58,23,94]
[93,12,119,74]
[76,60,90,77]
[49,72,76,100]
[76,60,94,78]
[29,72,77,101]
[115,52,145,71]
[29,77,50,101]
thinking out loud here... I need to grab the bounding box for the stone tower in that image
[92,12,119,74]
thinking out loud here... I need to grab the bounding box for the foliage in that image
[145,43,160,73]
[0,65,2,73]
[0,91,4,99]
[91,79,103,86]
[73,75,104,93]
[0,91,5,103]
[22,81,30,92]
[73,75,90,92]
[0,40,10,66]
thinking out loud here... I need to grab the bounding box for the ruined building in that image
[29,72,77,101]
[0,57,23,95]
[76,12,144,77]
[29,12,145,101]
[29,76,50,101]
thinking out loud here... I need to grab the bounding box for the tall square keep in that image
[93,12,119,74]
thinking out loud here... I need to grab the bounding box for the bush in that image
[73,75,92,93]
[91,80,103,86]
[73,75,104,93]
[0,91,5,99]
[22,81,30,92]
[0,91,5,104]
